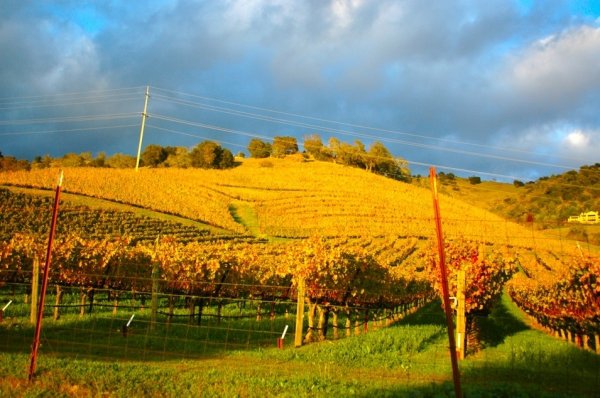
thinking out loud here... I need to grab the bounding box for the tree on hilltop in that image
[107,153,136,168]
[0,154,30,171]
[141,144,168,167]
[191,141,234,169]
[248,138,272,158]
[164,147,191,168]
[304,134,330,161]
[272,136,298,158]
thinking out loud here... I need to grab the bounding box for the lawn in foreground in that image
[0,295,598,397]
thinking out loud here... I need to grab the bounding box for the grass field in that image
[1,293,598,397]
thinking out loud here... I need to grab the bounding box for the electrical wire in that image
[0,113,139,125]
[0,95,141,111]
[0,124,139,137]
[151,86,596,165]
[0,86,145,104]
[146,124,248,150]
[149,94,584,172]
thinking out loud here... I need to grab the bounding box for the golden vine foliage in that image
[508,254,600,335]
[424,240,518,315]
[1,159,597,325]
[0,159,563,248]
[0,234,432,308]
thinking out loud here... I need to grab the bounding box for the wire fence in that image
[1,277,599,396]
[0,278,429,358]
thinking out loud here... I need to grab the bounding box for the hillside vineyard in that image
[0,158,598,353]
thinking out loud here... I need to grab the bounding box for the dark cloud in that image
[1,0,599,179]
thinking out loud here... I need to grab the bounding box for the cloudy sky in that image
[1,0,599,180]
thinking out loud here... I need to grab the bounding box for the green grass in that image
[1,291,598,397]
[229,200,289,242]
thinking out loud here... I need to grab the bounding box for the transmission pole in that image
[135,86,150,171]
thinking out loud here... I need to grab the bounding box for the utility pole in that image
[135,86,150,172]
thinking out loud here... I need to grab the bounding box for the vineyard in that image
[0,159,568,244]
[0,159,599,396]
[0,188,241,244]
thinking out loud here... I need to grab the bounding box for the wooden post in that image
[456,269,466,360]
[79,289,86,317]
[294,278,305,348]
[345,312,351,337]
[188,297,195,324]
[112,292,119,316]
[30,258,39,324]
[256,303,262,321]
[151,262,159,330]
[595,335,600,354]
[53,285,62,321]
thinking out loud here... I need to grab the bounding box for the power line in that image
[0,95,141,111]
[151,86,594,165]
[2,85,597,193]
[147,124,248,150]
[0,113,138,126]
[147,113,599,190]
[149,114,273,142]
[0,124,139,137]
[150,93,583,171]
[148,111,579,174]
[0,86,144,104]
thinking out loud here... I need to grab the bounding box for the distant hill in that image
[494,164,599,224]
[0,157,570,250]
[416,164,600,246]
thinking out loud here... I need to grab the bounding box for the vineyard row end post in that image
[30,257,39,325]
[294,278,305,348]
[456,269,466,360]
[151,262,159,330]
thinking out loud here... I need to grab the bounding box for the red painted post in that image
[28,171,63,382]
[429,167,462,398]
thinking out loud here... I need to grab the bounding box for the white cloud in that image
[508,25,600,103]
[564,130,591,148]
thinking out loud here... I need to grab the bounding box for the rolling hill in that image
[0,157,571,251]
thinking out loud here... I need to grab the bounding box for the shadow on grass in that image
[373,296,600,397]
[0,307,290,363]
[359,379,597,398]
[475,294,529,349]
[396,300,446,327]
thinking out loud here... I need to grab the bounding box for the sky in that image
[1,0,599,181]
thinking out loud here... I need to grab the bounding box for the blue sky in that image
[1,0,599,180]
